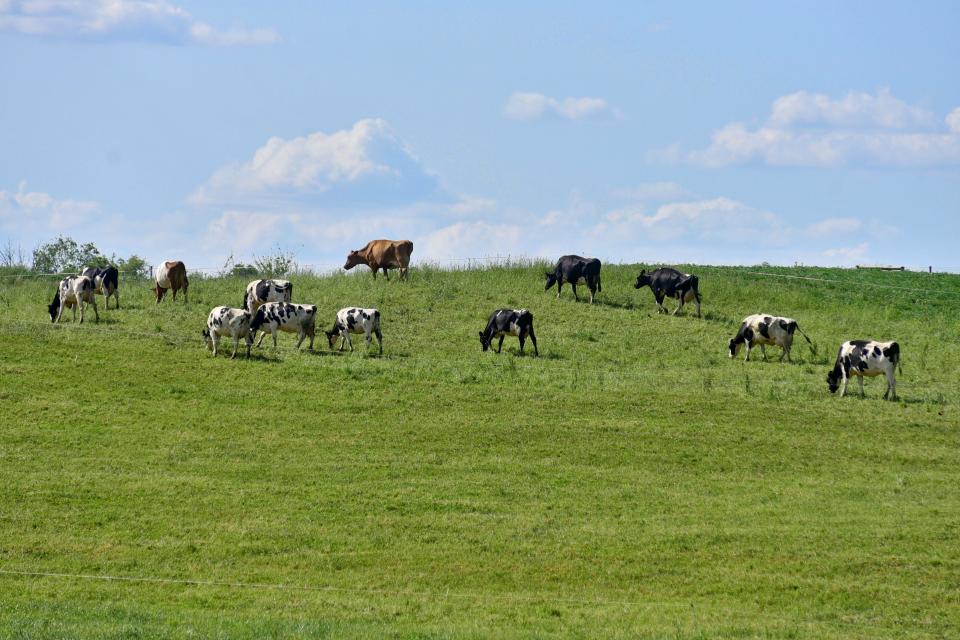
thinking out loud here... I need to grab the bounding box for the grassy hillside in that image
[1,263,958,639]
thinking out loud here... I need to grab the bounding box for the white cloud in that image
[0,0,278,45]
[685,89,960,167]
[0,181,99,230]
[503,92,616,120]
[611,181,686,202]
[190,119,443,208]
[804,217,862,238]
[418,221,525,261]
[597,197,781,243]
[822,242,869,264]
[946,108,960,135]
[769,88,934,129]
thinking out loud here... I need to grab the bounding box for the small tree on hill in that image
[32,236,107,274]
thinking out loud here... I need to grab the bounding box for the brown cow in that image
[154,260,189,303]
[343,239,413,280]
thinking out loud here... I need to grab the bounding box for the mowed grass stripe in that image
[0,263,957,638]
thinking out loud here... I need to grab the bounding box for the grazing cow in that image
[81,266,120,309]
[827,340,902,400]
[479,308,538,355]
[202,306,253,359]
[728,314,812,362]
[325,307,383,354]
[634,267,701,317]
[48,275,99,324]
[343,239,413,280]
[154,260,188,303]
[545,255,602,303]
[249,302,317,350]
[243,279,294,346]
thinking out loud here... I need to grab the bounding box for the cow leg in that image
[528,326,539,356]
[231,336,239,359]
[365,329,372,350]
[655,293,666,313]
[556,281,562,299]
[375,326,383,354]
[383,266,390,280]
[886,370,897,401]
[272,330,279,349]
[744,343,752,362]
[346,332,354,352]
[857,376,865,397]
[55,299,65,324]
[518,329,526,353]
[572,283,579,301]
[255,331,267,347]
[589,285,595,304]
[760,345,767,361]
[91,298,99,323]
[370,266,377,279]
[296,329,306,349]
[78,300,85,324]
[672,296,683,315]
[211,334,219,357]
[338,330,347,352]
[497,335,505,353]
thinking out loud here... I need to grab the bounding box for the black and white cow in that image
[81,266,120,309]
[545,255,602,303]
[479,308,538,355]
[202,306,253,359]
[325,307,383,354]
[827,340,901,400]
[243,279,293,315]
[249,301,317,350]
[243,279,294,346]
[634,267,701,317]
[48,275,99,324]
[728,314,812,362]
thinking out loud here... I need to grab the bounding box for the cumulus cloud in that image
[503,92,616,120]
[0,181,100,231]
[804,217,862,238]
[768,88,934,129]
[610,181,686,202]
[190,119,443,208]
[598,197,781,243]
[685,89,960,167]
[0,0,278,45]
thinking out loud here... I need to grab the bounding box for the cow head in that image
[48,291,61,322]
[634,269,651,289]
[343,250,364,271]
[324,323,341,349]
[728,338,741,358]
[544,272,558,291]
[826,365,842,393]
[479,331,491,352]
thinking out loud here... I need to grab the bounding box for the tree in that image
[114,254,151,279]
[32,236,107,274]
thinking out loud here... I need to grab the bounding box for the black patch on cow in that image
[873,346,882,357]
[883,342,900,363]
[758,321,770,339]
[255,280,270,302]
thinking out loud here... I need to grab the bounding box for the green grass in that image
[0,263,958,639]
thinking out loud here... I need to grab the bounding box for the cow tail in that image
[597,274,602,293]
[691,275,701,303]
[795,324,812,344]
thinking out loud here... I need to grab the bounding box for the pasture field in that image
[0,263,958,639]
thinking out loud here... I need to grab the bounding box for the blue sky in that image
[1,1,958,271]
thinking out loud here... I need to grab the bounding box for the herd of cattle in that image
[44,241,903,400]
